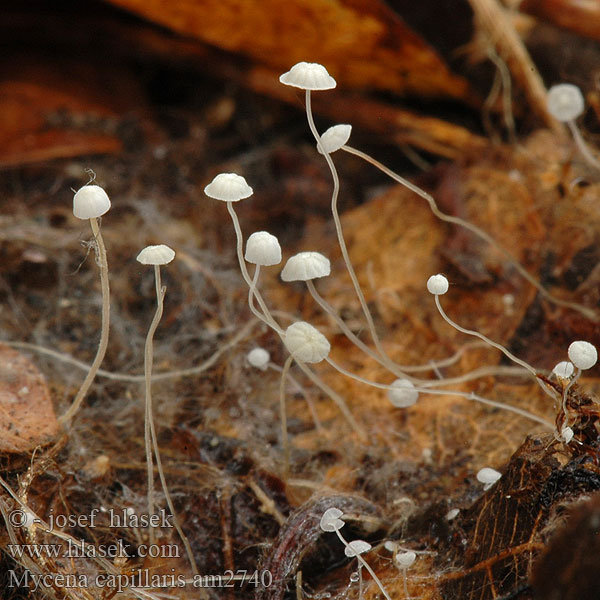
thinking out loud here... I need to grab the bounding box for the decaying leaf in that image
[105,0,472,100]
[0,344,58,453]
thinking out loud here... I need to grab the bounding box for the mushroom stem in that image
[279,355,294,479]
[324,356,553,428]
[143,265,199,574]
[333,528,393,600]
[227,202,284,335]
[567,120,600,172]
[433,295,537,376]
[342,144,598,322]
[59,217,110,425]
[305,90,390,356]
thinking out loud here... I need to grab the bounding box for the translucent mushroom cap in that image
[388,379,418,408]
[136,244,175,265]
[345,540,372,557]
[547,84,585,122]
[395,551,417,568]
[552,361,574,379]
[567,340,598,370]
[427,274,449,295]
[247,347,270,370]
[284,321,330,363]
[245,231,282,266]
[279,62,337,90]
[317,124,352,154]
[73,185,111,220]
[476,467,501,490]
[319,508,344,532]
[281,252,330,282]
[204,173,253,202]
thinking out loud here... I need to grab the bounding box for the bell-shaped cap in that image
[319,507,344,532]
[247,347,270,370]
[284,321,330,363]
[567,340,597,370]
[245,231,282,266]
[388,379,418,408]
[427,274,449,295]
[345,540,371,557]
[204,173,253,202]
[73,185,111,220]
[281,252,330,282]
[317,124,352,154]
[136,244,175,265]
[547,84,585,122]
[476,467,501,490]
[279,62,336,90]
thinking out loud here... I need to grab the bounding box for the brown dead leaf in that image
[105,0,472,100]
[0,80,121,167]
[0,344,58,453]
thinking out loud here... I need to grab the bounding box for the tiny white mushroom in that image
[204,173,253,202]
[477,467,502,491]
[345,540,372,557]
[281,252,330,282]
[547,84,585,123]
[388,379,419,408]
[427,274,449,295]
[567,341,598,370]
[284,322,330,363]
[317,124,352,154]
[552,361,575,379]
[279,62,336,90]
[247,348,270,371]
[446,508,460,521]
[245,231,282,266]
[73,184,111,219]
[395,551,416,569]
[136,244,175,265]
[320,508,345,532]
[560,425,574,444]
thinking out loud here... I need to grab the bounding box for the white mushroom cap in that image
[281,252,330,282]
[547,84,585,122]
[245,231,282,266]
[560,425,574,444]
[395,551,416,568]
[345,540,372,557]
[319,507,344,532]
[247,347,270,370]
[427,274,449,295]
[567,340,598,370]
[476,467,501,490]
[73,185,111,220]
[279,62,336,90]
[284,321,330,363]
[317,124,352,154]
[204,173,253,202]
[552,361,574,379]
[136,244,176,265]
[388,379,418,408]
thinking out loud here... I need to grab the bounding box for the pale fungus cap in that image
[73,185,111,220]
[319,507,344,532]
[388,379,418,408]
[560,425,574,444]
[547,84,585,122]
[395,551,416,568]
[284,321,330,363]
[427,274,449,295]
[281,252,330,282]
[247,347,270,370]
[136,244,176,265]
[567,340,598,370]
[317,124,352,154]
[279,62,337,90]
[345,540,372,557]
[204,173,253,202]
[476,467,501,490]
[245,231,282,266]
[552,361,574,379]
